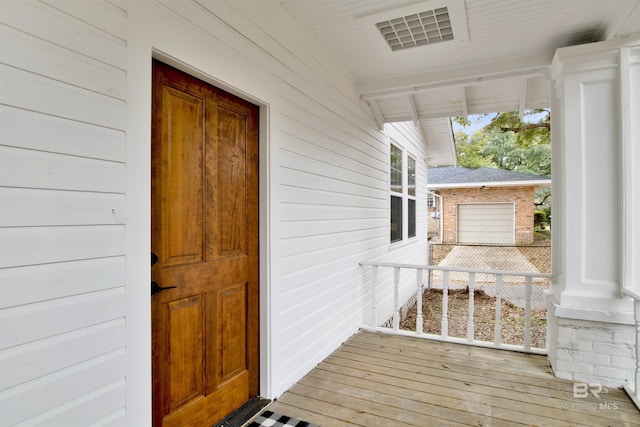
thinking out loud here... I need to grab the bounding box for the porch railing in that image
[622,288,640,409]
[359,261,552,354]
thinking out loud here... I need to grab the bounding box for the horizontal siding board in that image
[280,218,384,240]
[279,281,362,362]
[167,0,374,129]
[90,408,127,427]
[0,188,126,227]
[1,319,126,389]
[280,149,385,191]
[0,288,125,349]
[0,0,127,70]
[40,0,127,41]
[0,65,126,130]
[0,147,125,193]
[280,168,386,201]
[280,226,386,258]
[280,185,387,209]
[105,0,127,13]
[0,0,128,424]
[279,235,385,279]
[29,380,126,427]
[0,25,126,100]
[280,121,385,180]
[280,97,385,164]
[0,257,125,309]
[226,1,356,104]
[0,106,125,161]
[0,225,125,268]
[0,350,126,426]
[279,204,385,222]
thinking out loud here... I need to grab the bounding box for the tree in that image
[483,109,550,147]
[454,131,493,169]
[452,109,552,216]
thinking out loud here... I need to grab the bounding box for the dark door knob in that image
[151,281,177,296]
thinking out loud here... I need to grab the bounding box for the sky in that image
[451,110,549,135]
[450,114,494,134]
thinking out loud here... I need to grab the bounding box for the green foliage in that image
[483,109,550,147]
[454,131,493,169]
[453,125,551,176]
[453,109,553,217]
[451,116,471,128]
[534,187,551,218]
[534,210,547,225]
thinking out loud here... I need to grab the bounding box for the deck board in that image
[256,331,640,426]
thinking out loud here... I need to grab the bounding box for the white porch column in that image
[547,36,640,387]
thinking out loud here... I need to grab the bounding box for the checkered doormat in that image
[247,410,319,427]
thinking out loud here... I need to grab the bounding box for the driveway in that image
[429,245,549,309]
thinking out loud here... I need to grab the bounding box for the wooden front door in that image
[151,59,259,427]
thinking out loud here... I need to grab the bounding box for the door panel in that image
[168,296,203,410]
[457,203,514,244]
[160,86,205,267]
[217,107,248,257]
[151,59,259,427]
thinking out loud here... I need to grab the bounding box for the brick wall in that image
[553,318,635,387]
[438,186,536,245]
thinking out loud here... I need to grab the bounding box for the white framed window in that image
[390,143,417,243]
[407,155,417,238]
[390,144,403,243]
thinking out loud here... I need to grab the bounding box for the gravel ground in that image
[400,288,547,349]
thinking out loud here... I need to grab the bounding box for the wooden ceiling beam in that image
[366,98,385,130]
[460,86,469,119]
[519,77,528,119]
[408,94,420,126]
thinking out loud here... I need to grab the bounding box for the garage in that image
[457,203,515,244]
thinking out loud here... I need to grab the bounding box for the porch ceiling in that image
[279,0,640,122]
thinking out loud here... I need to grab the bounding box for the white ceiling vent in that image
[357,0,468,56]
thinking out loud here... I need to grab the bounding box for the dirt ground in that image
[400,288,547,349]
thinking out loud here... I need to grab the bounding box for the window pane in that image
[390,145,403,193]
[408,199,416,238]
[408,156,416,196]
[391,196,403,242]
[427,193,435,207]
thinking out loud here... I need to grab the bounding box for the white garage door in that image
[457,203,515,244]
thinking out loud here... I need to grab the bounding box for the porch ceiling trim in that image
[359,65,548,101]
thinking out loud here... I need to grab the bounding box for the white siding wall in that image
[141,1,431,398]
[0,0,127,425]
[1,0,431,423]
[369,122,430,327]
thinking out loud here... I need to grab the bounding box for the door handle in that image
[151,281,177,296]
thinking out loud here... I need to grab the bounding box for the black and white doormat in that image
[247,410,319,427]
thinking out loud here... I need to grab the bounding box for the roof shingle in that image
[427,166,550,185]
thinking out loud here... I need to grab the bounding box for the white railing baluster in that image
[494,274,503,347]
[416,269,424,334]
[524,276,533,350]
[370,265,378,327]
[393,267,400,331]
[359,260,552,354]
[468,272,475,342]
[442,270,449,339]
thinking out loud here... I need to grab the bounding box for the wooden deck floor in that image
[262,331,640,427]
